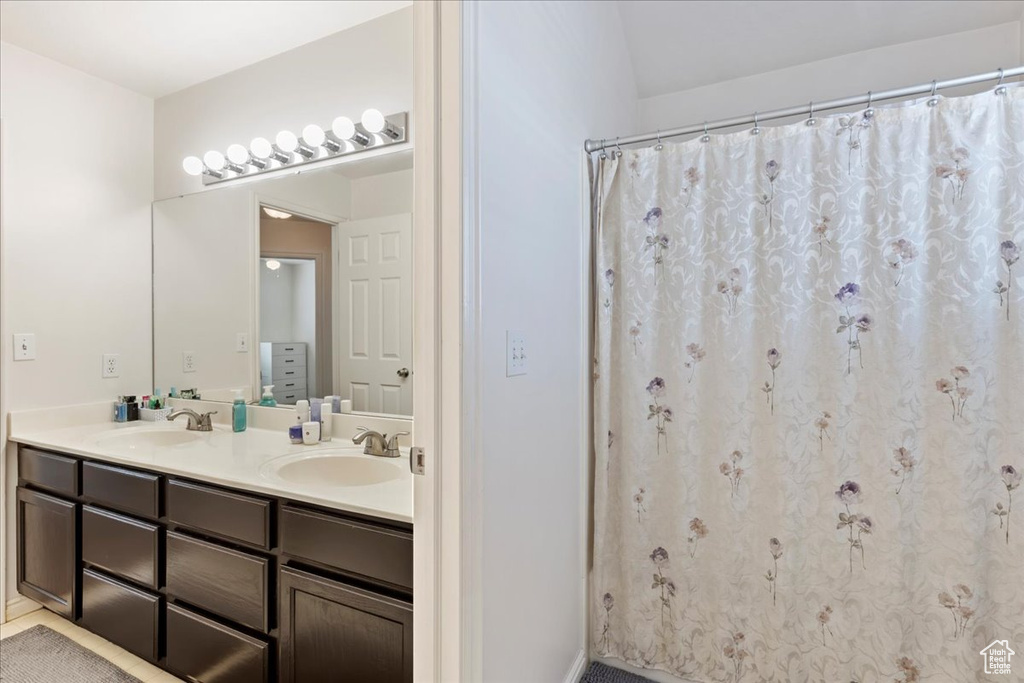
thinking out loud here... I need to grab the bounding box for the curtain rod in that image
[584,66,1024,154]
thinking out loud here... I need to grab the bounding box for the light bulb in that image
[361,109,386,134]
[203,150,226,171]
[227,144,249,165]
[276,130,299,152]
[250,137,273,159]
[301,124,325,147]
[182,156,204,176]
[331,116,356,140]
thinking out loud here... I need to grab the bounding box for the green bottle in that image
[259,385,277,407]
[232,389,247,432]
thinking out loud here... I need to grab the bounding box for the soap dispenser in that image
[259,385,277,407]
[232,389,247,432]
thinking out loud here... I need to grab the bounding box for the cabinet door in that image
[17,487,78,618]
[280,566,412,683]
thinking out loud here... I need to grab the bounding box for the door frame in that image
[413,1,482,680]
[251,195,343,402]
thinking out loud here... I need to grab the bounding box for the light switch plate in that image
[506,330,527,377]
[182,351,196,373]
[102,353,120,378]
[13,333,36,361]
[236,333,249,353]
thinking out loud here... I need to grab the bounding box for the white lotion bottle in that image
[295,399,310,425]
[320,408,332,442]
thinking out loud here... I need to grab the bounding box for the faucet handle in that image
[386,431,410,457]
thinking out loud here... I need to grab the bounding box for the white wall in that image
[0,41,153,605]
[154,8,413,200]
[470,2,637,681]
[639,21,1023,133]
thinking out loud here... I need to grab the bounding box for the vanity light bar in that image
[182,110,407,185]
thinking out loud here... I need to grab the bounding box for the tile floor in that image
[0,606,183,682]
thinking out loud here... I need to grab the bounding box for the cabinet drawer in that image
[166,531,270,632]
[83,506,160,589]
[167,604,270,683]
[273,377,307,393]
[81,568,161,663]
[280,506,412,592]
[167,479,271,549]
[82,461,160,519]
[19,447,78,497]
[271,342,306,356]
[271,365,305,381]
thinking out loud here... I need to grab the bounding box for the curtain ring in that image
[599,138,607,160]
[806,101,817,127]
[655,130,663,151]
[927,80,939,107]
[751,111,760,136]
[701,122,710,143]
[614,137,623,159]
[864,90,875,119]
[995,67,1007,96]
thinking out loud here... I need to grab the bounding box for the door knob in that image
[397,367,410,379]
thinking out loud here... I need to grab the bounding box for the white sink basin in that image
[261,451,403,487]
[93,425,208,450]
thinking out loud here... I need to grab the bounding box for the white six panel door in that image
[338,213,413,415]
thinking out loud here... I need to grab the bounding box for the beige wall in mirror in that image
[152,151,414,417]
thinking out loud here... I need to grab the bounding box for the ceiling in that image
[618,0,1024,99]
[0,0,411,98]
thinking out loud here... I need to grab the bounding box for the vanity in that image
[11,414,413,683]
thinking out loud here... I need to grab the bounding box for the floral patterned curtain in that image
[592,87,1023,683]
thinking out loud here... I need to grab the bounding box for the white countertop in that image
[10,418,413,525]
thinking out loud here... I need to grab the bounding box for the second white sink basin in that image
[261,451,403,487]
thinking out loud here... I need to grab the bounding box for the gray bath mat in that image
[581,661,656,683]
[0,624,143,682]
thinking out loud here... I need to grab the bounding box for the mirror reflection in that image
[153,150,414,416]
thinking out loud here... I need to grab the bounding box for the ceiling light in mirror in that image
[265,259,282,271]
[263,207,293,220]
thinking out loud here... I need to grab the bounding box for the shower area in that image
[588,71,1023,682]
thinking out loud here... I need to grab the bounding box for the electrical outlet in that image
[506,330,527,377]
[13,333,36,361]
[182,351,196,373]
[236,332,249,353]
[102,353,120,378]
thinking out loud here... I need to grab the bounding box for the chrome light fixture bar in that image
[183,110,408,185]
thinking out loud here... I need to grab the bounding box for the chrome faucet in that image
[353,427,409,458]
[168,408,218,432]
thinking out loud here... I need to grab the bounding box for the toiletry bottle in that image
[259,385,277,407]
[295,399,310,425]
[232,389,247,432]
[310,398,323,424]
[320,408,332,442]
[331,396,342,414]
[302,421,321,445]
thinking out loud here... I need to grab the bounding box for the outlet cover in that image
[13,333,36,361]
[506,330,527,377]
[236,332,249,353]
[182,351,196,373]
[102,353,120,378]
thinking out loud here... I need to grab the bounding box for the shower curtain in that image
[592,87,1023,683]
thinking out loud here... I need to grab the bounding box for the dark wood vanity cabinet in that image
[16,486,78,618]
[16,444,413,683]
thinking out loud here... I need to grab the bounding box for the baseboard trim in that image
[563,648,588,683]
[4,595,41,623]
